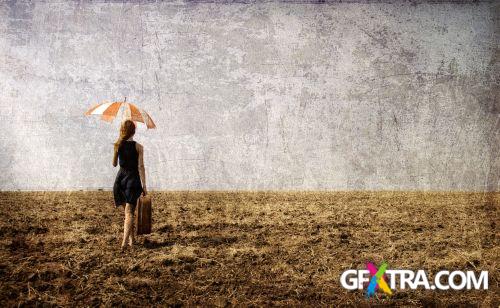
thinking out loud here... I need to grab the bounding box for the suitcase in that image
[135,195,152,235]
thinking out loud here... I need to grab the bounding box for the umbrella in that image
[84,98,156,129]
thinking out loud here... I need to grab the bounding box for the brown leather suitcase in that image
[135,195,152,235]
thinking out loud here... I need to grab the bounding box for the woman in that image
[112,119,147,251]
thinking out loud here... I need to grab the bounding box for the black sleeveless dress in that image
[113,140,143,210]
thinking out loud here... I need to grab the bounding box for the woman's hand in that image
[142,187,148,196]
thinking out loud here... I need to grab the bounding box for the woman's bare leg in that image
[128,202,136,246]
[121,203,134,249]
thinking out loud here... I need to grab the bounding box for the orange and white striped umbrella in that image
[84,100,156,129]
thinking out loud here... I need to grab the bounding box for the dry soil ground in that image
[0,191,498,307]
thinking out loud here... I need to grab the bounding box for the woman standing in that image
[112,119,147,251]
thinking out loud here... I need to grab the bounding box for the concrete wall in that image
[0,1,498,191]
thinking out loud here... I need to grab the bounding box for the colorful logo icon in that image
[366,262,392,297]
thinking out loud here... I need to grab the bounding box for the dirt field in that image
[0,191,498,307]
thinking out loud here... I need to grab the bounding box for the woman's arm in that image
[137,143,147,195]
[112,145,118,167]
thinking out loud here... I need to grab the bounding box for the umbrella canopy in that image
[85,100,156,129]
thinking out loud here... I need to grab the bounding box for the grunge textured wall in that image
[0,1,498,191]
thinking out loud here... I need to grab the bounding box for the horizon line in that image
[1,189,499,193]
